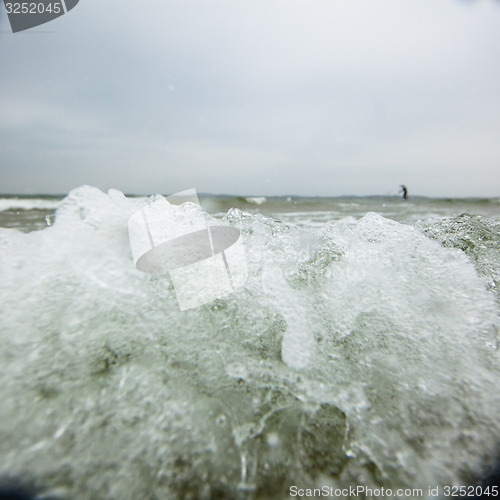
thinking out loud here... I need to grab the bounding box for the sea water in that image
[0,187,499,499]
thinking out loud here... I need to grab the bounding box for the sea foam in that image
[0,186,498,499]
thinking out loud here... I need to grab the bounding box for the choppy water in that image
[0,187,499,499]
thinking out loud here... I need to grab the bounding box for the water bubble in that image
[216,414,227,426]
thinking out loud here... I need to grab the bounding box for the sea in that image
[0,186,499,499]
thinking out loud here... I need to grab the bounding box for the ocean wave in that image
[0,186,499,499]
[0,197,62,212]
[245,196,266,205]
[416,214,500,300]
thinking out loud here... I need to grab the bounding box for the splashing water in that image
[0,186,499,499]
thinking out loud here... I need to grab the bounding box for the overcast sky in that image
[1,0,499,196]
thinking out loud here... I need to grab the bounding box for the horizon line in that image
[0,192,498,200]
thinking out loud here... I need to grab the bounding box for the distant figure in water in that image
[400,185,408,201]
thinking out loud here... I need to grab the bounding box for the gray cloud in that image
[1,0,499,196]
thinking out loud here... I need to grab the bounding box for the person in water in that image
[400,185,408,201]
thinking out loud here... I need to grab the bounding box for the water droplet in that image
[215,414,226,426]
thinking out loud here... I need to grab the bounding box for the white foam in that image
[0,187,499,498]
[245,196,266,205]
[0,197,62,212]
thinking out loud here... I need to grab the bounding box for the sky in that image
[0,0,499,197]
